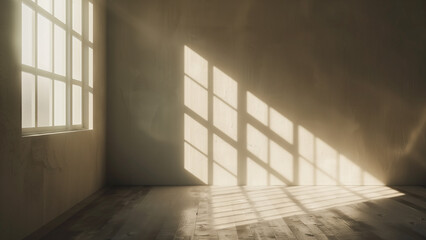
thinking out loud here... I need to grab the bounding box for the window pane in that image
[88,92,93,129]
[22,4,34,66]
[38,0,52,14]
[89,2,93,42]
[54,25,66,76]
[72,37,82,81]
[37,76,53,127]
[37,14,52,72]
[54,0,66,23]
[88,47,93,87]
[72,84,82,125]
[72,0,82,34]
[54,80,66,126]
[22,72,35,128]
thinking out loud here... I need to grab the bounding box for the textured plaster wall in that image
[106,0,426,186]
[0,1,107,239]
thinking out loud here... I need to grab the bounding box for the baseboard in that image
[23,188,106,240]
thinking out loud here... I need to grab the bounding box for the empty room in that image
[1,0,426,239]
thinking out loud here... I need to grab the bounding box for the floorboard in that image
[39,186,426,240]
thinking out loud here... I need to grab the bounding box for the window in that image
[21,0,94,134]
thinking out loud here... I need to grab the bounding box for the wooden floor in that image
[39,186,426,240]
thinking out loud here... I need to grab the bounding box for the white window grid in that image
[21,0,94,135]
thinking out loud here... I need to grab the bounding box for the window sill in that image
[22,129,93,138]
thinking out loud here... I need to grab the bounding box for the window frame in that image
[21,0,94,135]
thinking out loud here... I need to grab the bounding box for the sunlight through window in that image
[37,14,52,72]
[184,46,240,185]
[247,158,268,185]
[213,135,237,185]
[247,124,268,163]
[213,67,237,108]
[183,45,383,186]
[37,76,53,127]
[54,80,66,126]
[213,97,237,141]
[184,143,208,184]
[21,72,35,128]
[184,76,208,120]
[21,4,34,67]
[339,154,361,185]
[184,46,208,88]
[54,0,66,23]
[270,140,293,184]
[315,138,338,185]
[298,126,314,161]
[247,91,268,126]
[21,0,95,134]
[203,186,402,230]
[363,172,383,185]
[184,114,208,154]
[269,107,293,144]
[54,25,66,76]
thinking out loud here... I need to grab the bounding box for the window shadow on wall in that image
[183,45,382,186]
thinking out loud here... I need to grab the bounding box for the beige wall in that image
[0,1,107,239]
[106,0,426,186]
[0,0,425,237]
